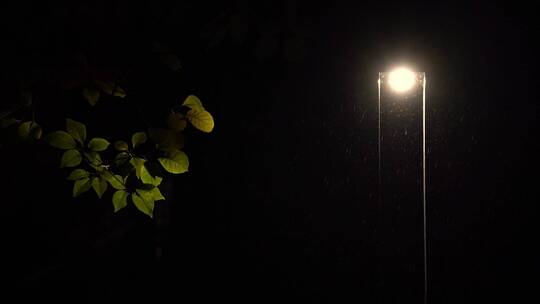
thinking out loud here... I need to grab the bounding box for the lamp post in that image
[377,67,427,303]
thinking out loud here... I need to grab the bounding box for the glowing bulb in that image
[388,67,416,93]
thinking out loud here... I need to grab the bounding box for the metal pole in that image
[422,75,428,304]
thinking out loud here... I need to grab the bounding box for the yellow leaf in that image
[182,95,204,111]
[186,109,214,133]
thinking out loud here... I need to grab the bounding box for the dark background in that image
[2,1,538,303]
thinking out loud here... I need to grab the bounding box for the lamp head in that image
[388,67,416,93]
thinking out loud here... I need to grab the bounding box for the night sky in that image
[2,1,538,303]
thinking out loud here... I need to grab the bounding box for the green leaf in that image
[182,95,204,111]
[45,131,76,149]
[18,121,42,141]
[112,190,129,212]
[88,138,110,151]
[152,176,163,186]
[84,151,102,166]
[94,80,126,98]
[131,132,147,148]
[158,149,189,174]
[166,112,187,131]
[102,171,125,190]
[130,157,145,177]
[66,118,86,144]
[115,152,131,166]
[132,191,154,218]
[148,128,184,152]
[83,88,100,106]
[114,140,129,151]
[73,178,92,197]
[67,169,89,180]
[186,109,214,133]
[60,149,82,168]
[141,170,154,184]
[136,189,154,204]
[92,176,108,199]
[150,187,166,201]
[130,157,153,184]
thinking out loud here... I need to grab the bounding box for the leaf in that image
[130,157,145,177]
[131,132,147,148]
[148,128,184,152]
[67,168,89,180]
[45,131,76,149]
[182,95,204,111]
[84,151,102,166]
[132,191,154,218]
[130,157,154,184]
[158,149,189,174]
[0,118,20,128]
[150,187,166,201]
[115,152,131,165]
[152,176,163,186]
[73,178,92,197]
[60,149,82,168]
[112,190,129,212]
[18,121,42,141]
[102,171,125,190]
[186,109,214,133]
[94,80,126,98]
[166,112,187,131]
[88,138,110,151]
[114,140,129,151]
[92,176,108,199]
[83,88,100,106]
[136,189,154,204]
[66,118,86,144]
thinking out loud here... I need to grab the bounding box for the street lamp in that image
[377,67,427,304]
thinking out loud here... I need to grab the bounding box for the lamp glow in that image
[388,67,416,93]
